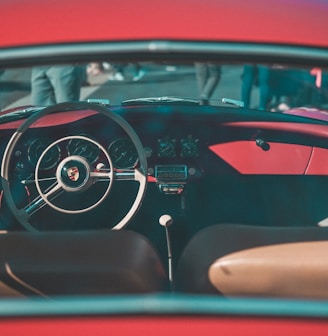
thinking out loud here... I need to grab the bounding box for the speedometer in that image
[27,138,61,170]
[107,138,139,169]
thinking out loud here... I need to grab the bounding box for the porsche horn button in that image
[60,159,90,189]
[66,166,80,182]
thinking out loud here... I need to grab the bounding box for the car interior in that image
[0,58,328,301]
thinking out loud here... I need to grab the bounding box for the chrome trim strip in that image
[1,41,328,66]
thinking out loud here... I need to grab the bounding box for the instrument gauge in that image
[107,138,139,169]
[27,138,61,170]
[157,137,176,158]
[67,137,100,163]
[181,136,199,158]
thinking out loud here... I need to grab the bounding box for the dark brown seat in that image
[0,230,168,297]
[174,224,328,299]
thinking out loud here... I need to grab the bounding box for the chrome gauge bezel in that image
[107,137,139,169]
[67,136,100,164]
[180,135,199,158]
[27,137,61,170]
[157,136,176,158]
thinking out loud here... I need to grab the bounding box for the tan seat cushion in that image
[208,241,328,299]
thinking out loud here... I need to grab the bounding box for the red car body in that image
[2,0,328,48]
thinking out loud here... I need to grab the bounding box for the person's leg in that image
[258,66,270,110]
[289,70,312,107]
[31,66,55,105]
[132,63,145,81]
[201,64,221,99]
[195,62,207,94]
[48,65,82,103]
[241,65,255,108]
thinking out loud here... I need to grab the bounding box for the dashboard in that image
[1,104,328,187]
[0,103,328,233]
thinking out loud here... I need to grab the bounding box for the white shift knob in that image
[159,214,173,227]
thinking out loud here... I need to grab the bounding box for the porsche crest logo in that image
[67,167,79,181]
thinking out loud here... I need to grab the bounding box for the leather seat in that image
[174,224,328,299]
[0,230,168,297]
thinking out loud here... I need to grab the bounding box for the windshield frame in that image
[1,41,328,69]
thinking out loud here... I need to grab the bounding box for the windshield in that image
[1,62,327,122]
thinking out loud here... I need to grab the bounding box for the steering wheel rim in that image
[1,102,148,232]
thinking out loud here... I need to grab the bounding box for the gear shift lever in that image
[159,214,173,283]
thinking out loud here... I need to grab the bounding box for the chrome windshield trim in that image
[1,41,328,67]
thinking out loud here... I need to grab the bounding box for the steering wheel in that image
[1,102,148,232]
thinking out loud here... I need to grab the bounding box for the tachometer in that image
[107,138,139,169]
[67,137,100,163]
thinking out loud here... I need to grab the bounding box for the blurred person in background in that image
[241,64,270,110]
[195,62,221,105]
[31,65,83,105]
